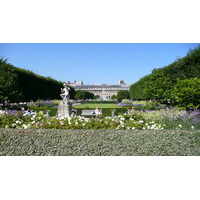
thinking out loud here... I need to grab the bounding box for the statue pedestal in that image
[57,101,72,118]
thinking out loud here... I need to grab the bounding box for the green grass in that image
[1,129,200,156]
[74,103,121,109]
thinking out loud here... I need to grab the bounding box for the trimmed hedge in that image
[1,129,200,156]
[32,107,57,116]
[74,108,129,116]
[31,107,129,117]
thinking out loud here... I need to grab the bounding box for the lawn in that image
[74,103,121,109]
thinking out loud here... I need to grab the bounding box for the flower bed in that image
[141,108,200,129]
[0,108,199,130]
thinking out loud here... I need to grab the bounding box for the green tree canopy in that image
[94,95,100,99]
[116,90,130,101]
[111,94,117,100]
[74,90,94,100]
[130,46,200,104]
[172,78,200,109]
[0,58,21,101]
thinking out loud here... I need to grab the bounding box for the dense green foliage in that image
[172,78,200,109]
[1,129,200,156]
[1,107,199,129]
[130,75,149,100]
[116,90,130,101]
[74,108,128,116]
[94,95,100,99]
[31,107,58,116]
[130,46,200,108]
[74,103,120,109]
[74,90,94,100]
[15,67,75,101]
[111,94,117,100]
[0,58,75,101]
[0,58,22,102]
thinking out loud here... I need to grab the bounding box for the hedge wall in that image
[32,107,129,117]
[130,46,200,102]
[0,58,75,102]
[14,67,75,101]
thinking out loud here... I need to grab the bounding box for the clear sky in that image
[0,43,199,85]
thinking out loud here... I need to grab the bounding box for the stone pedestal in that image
[57,101,72,118]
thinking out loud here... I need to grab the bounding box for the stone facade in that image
[68,80,130,100]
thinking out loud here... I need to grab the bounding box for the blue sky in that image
[0,43,199,85]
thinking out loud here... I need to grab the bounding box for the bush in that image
[172,78,200,109]
[143,100,163,110]
[27,100,58,108]
[0,110,163,130]
[31,107,57,116]
[74,108,128,117]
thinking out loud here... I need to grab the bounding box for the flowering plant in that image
[0,108,199,130]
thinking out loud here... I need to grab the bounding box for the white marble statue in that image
[60,83,70,102]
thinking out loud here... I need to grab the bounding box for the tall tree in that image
[116,90,130,101]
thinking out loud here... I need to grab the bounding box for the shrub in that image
[31,107,57,116]
[1,129,200,156]
[172,78,200,109]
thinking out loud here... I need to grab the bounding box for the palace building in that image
[68,80,130,100]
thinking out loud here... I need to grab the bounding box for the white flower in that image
[132,127,135,130]
[23,124,30,129]
[191,126,194,129]
[12,123,16,127]
[31,115,36,120]
[0,110,5,115]
[151,124,156,129]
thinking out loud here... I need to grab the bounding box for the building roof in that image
[73,84,130,89]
